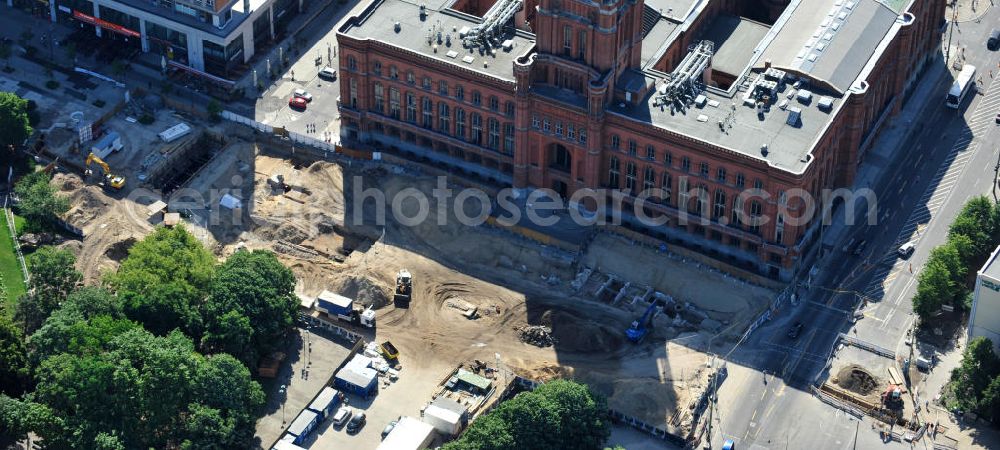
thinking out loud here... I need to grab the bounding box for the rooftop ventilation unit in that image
[763,68,786,83]
[818,96,834,112]
[786,107,802,126]
[796,89,813,104]
[655,40,714,113]
[462,0,522,49]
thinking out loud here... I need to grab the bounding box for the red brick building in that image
[337,0,945,281]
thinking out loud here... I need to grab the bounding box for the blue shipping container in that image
[334,366,378,399]
[316,290,353,316]
[307,387,342,420]
[287,410,319,445]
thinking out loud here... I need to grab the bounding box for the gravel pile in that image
[516,325,555,347]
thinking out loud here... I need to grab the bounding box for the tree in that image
[0,314,30,397]
[31,325,263,449]
[0,394,63,448]
[949,196,999,264]
[948,336,1000,414]
[443,380,610,450]
[14,246,82,334]
[201,250,297,366]
[0,91,32,148]
[912,259,954,319]
[980,375,1000,424]
[109,226,215,337]
[13,170,69,230]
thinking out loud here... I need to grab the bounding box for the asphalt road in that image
[709,8,1000,449]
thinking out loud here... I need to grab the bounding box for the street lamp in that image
[279,384,287,424]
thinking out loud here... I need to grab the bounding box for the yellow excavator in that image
[84,152,126,190]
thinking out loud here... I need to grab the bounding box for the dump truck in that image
[380,341,399,360]
[394,269,412,307]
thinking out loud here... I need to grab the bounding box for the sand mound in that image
[835,365,878,396]
[336,276,390,309]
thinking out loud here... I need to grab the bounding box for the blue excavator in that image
[626,302,658,343]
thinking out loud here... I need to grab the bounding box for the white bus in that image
[946,64,976,109]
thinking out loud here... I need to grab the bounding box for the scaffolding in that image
[462,0,522,49]
[655,40,714,112]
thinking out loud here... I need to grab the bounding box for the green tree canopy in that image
[442,380,610,450]
[14,171,69,230]
[30,324,263,449]
[948,337,1000,414]
[202,249,297,366]
[14,246,83,334]
[948,196,1000,264]
[109,226,215,336]
[0,91,32,148]
[0,314,30,397]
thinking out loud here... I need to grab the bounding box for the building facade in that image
[970,246,1000,353]
[12,0,304,79]
[337,0,945,281]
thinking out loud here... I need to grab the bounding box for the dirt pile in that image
[516,325,555,347]
[835,365,878,396]
[336,276,390,309]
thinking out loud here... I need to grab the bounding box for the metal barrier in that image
[839,333,896,359]
[3,196,29,285]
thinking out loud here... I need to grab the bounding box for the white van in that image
[898,242,916,259]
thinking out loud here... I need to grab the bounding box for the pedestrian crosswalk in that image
[860,78,1000,300]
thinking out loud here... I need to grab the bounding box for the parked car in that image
[346,412,366,434]
[332,406,352,428]
[288,96,308,110]
[988,29,999,51]
[319,66,337,80]
[293,88,313,102]
[381,417,399,439]
[787,322,803,339]
[995,112,1000,124]
[722,439,735,450]
[898,241,916,259]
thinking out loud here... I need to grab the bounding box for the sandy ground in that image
[581,233,773,320]
[51,141,762,432]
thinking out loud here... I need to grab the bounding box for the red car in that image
[289,97,308,110]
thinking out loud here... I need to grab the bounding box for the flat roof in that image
[641,18,680,67]
[317,290,353,308]
[981,246,1000,282]
[610,74,842,173]
[377,417,436,450]
[455,368,492,391]
[308,387,340,411]
[755,0,899,93]
[287,409,318,435]
[700,15,770,77]
[644,0,700,21]
[340,0,533,82]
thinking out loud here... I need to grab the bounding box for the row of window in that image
[531,116,588,145]
[362,59,516,116]
[608,134,766,189]
[372,83,515,154]
[606,157,785,243]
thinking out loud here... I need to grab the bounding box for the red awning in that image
[72,10,140,39]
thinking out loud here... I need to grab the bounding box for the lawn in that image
[0,209,26,315]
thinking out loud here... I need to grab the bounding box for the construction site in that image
[22,80,779,439]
